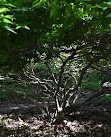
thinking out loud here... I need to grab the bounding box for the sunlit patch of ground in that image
[0,111,111,137]
[0,99,111,137]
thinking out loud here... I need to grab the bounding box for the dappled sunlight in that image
[0,103,111,137]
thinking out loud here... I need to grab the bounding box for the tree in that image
[0,0,111,123]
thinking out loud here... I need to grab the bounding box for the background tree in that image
[0,0,111,123]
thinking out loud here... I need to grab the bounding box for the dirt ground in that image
[0,96,111,137]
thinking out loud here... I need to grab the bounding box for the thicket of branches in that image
[0,0,111,123]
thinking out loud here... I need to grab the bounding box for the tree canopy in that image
[0,0,111,72]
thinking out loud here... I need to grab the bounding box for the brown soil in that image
[0,97,111,137]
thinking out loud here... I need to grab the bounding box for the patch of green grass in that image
[82,73,101,91]
[101,94,111,100]
[0,90,9,101]
[82,81,100,91]
[0,83,32,101]
[94,94,111,104]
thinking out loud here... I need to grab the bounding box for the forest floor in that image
[0,95,111,137]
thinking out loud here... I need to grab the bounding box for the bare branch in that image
[45,62,58,84]
[55,50,76,97]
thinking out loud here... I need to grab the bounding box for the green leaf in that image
[3,18,13,24]
[50,0,58,20]
[5,15,14,19]
[82,0,91,1]
[16,26,22,29]
[16,24,30,30]
[104,2,111,7]
[7,3,16,8]
[32,0,48,8]
[0,8,10,13]
[24,25,30,30]
[107,13,111,17]
[4,26,17,34]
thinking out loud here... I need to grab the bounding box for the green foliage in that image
[0,0,16,33]
[0,83,32,101]
[33,0,48,8]
[0,0,111,72]
[95,94,111,104]
[0,90,8,101]
[101,94,111,100]
[82,80,100,91]
[82,71,102,91]
[82,78,100,91]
